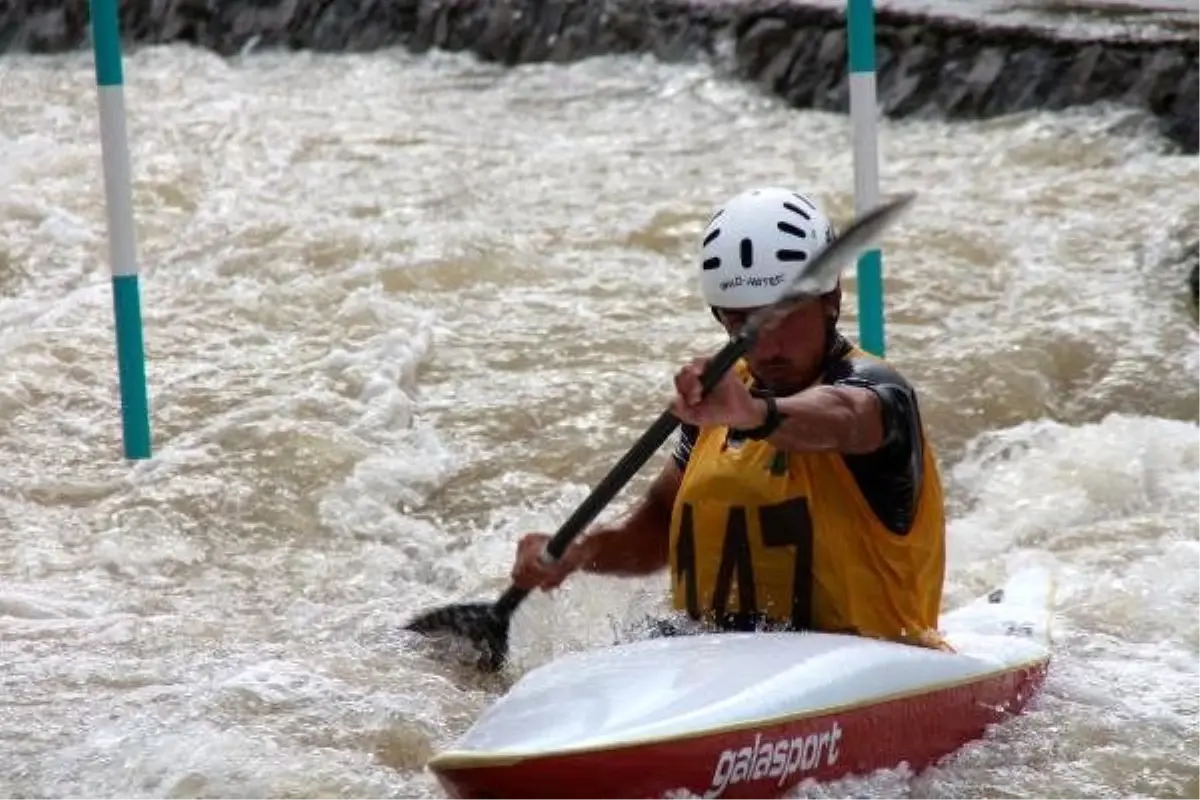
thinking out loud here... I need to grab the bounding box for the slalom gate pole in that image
[89,0,152,459]
[847,0,886,357]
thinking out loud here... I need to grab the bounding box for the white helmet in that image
[699,187,837,309]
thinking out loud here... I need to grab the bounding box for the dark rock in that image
[880,42,929,116]
[1171,237,1200,311]
[744,20,795,89]
[0,0,1196,152]
[1165,61,1198,153]
[1190,261,1200,314]
[986,45,1055,113]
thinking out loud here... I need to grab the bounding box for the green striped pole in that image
[847,0,885,357]
[90,0,151,459]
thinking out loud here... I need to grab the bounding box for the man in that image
[510,187,949,649]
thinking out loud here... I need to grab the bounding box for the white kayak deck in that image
[446,567,1054,757]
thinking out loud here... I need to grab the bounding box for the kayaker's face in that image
[714,299,828,393]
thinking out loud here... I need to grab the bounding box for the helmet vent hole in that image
[703,228,721,246]
[776,249,809,262]
[777,221,807,239]
[783,201,811,220]
[739,238,754,268]
[703,257,722,271]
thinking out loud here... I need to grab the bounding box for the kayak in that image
[427,567,1054,799]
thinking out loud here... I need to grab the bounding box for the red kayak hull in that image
[431,658,1049,799]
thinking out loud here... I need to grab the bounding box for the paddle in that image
[403,191,917,672]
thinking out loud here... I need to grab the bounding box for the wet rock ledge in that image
[1,0,1197,155]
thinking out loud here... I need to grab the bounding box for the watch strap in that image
[736,392,784,440]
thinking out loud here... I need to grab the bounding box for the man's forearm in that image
[749,385,884,454]
[576,514,670,576]
[572,471,676,577]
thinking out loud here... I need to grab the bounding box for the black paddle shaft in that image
[490,332,754,620]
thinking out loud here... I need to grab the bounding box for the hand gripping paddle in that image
[402,192,917,671]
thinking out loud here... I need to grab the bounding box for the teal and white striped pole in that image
[847,0,885,357]
[90,0,152,459]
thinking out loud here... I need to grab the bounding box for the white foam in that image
[948,412,1198,571]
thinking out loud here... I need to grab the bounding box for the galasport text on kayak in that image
[707,721,843,796]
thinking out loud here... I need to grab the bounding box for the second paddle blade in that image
[404,601,511,673]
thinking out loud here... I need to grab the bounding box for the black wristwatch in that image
[736,391,785,440]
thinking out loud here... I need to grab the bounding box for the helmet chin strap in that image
[823,282,843,326]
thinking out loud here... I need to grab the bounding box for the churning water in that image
[0,43,1196,798]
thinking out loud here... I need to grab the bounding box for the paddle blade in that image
[403,602,511,672]
[746,192,917,337]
